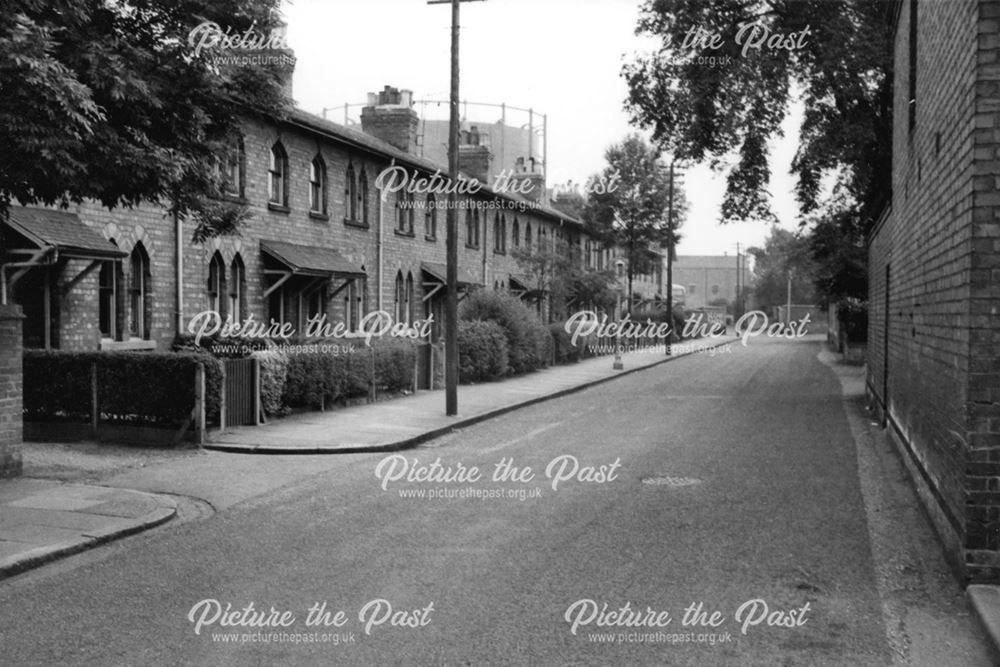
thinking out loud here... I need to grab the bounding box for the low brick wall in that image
[0,304,24,478]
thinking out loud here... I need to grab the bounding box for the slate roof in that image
[260,239,364,277]
[5,206,125,259]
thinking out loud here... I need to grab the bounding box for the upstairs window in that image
[268,142,288,207]
[397,191,415,234]
[222,135,245,198]
[309,156,327,215]
[346,163,357,221]
[425,194,437,239]
[359,167,369,224]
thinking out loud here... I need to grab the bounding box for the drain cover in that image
[641,476,702,487]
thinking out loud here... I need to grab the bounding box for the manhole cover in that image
[641,476,702,487]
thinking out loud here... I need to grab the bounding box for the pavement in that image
[208,336,736,453]
[0,335,733,581]
[0,478,175,579]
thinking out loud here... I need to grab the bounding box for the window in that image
[405,272,414,324]
[306,284,326,326]
[466,209,475,247]
[99,244,119,338]
[711,284,719,295]
[494,214,506,254]
[222,135,245,198]
[309,156,327,215]
[208,251,226,318]
[129,242,151,339]
[689,284,697,294]
[394,272,405,323]
[359,167,369,224]
[512,218,520,248]
[397,192,414,234]
[344,279,362,331]
[425,194,437,240]
[346,163,357,221]
[229,254,246,322]
[268,142,288,207]
[525,223,532,250]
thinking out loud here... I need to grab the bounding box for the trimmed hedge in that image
[23,351,222,427]
[252,350,290,417]
[458,320,509,382]
[460,290,551,375]
[549,322,582,364]
[280,339,416,410]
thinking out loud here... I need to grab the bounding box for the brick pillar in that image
[0,304,24,478]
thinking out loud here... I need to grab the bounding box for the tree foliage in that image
[512,236,617,320]
[623,0,894,224]
[748,226,817,310]
[583,134,686,303]
[0,0,292,239]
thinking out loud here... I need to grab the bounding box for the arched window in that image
[500,214,507,253]
[473,209,481,247]
[397,192,414,234]
[525,222,532,250]
[346,163,357,221]
[223,135,245,198]
[493,213,502,253]
[208,251,227,318]
[268,142,288,206]
[99,240,120,339]
[230,254,246,322]
[394,271,405,323]
[359,167,369,224]
[425,194,437,240]
[466,209,475,247]
[512,218,520,248]
[309,156,327,215]
[129,242,151,340]
[343,278,362,331]
[405,272,414,324]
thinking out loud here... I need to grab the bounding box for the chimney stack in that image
[458,125,492,184]
[510,156,546,203]
[360,86,420,153]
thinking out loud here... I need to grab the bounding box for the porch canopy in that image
[1,206,125,303]
[260,239,365,299]
[420,261,481,302]
[507,273,545,300]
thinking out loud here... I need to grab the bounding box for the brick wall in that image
[867,0,1000,582]
[0,304,24,479]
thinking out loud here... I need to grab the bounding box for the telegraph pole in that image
[429,0,484,416]
[665,160,676,356]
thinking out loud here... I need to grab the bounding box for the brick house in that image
[867,0,1000,583]
[0,85,621,355]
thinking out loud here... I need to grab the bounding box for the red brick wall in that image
[0,304,24,478]
[868,0,1000,582]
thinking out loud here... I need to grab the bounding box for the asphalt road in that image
[0,337,987,665]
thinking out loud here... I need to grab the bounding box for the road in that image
[0,336,991,666]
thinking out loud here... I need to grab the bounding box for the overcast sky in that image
[283,0,801,256]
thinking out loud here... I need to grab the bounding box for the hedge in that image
[458,320,509,382]
[549,322,582,364]
[460,290,551,375]
[252,349,290,417]
[23,351,222,427]
[280,339,416,410]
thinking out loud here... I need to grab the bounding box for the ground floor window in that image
[129,242,151,339]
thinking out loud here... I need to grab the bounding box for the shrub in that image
[458,320,509,382]
[371,337,416,393]
[837,299,868,343]
[252,350,289,417]
[461,290,550,375]
[23,351,222,427]
[549,322,582,364]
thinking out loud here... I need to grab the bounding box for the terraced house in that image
[0,85,626,356]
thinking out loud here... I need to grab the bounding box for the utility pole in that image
[665,160,675,356]
[786,269,793,325]
[429,0,484,416]
[735,242,741,321]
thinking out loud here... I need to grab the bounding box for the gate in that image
[223,358,260,427]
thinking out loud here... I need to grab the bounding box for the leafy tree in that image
[0,0,292,239]
[512,237,616,321]
[749,226,817,310]
[583,134,685,304]
[806,194,867,305]
[623,0,894,225]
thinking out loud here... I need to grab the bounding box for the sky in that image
[282,0,802,256]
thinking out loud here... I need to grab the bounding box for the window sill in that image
[309,211,330,222]
[465,244,480,250]
[425,235,437,242]
[267,202,291,214]
[493,249,506,256]
[395,229,416,238]
[100,338,157,351]
[343,218,369,229]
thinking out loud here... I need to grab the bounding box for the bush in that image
[549,322,582,364]
[458,321,509,382]
[280,340,417,409]
[461,290,551,375]
[252,350,289,417]
[837,299,868,343]
[23,351,223,427]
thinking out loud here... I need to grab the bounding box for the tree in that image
[583,134,686,304]
[512,237,616,321]
[806,193,867,306]
[0,0,292,239]
[748,227,817,310]
[623,0,894,226]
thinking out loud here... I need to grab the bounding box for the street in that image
[0,337,991,666]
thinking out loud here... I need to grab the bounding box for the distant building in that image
[672,255,750,310]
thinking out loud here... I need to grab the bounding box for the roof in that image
[260,239,364,277]
[284,109,583,228]
[4,206,125,259]
[420,261,482,287]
